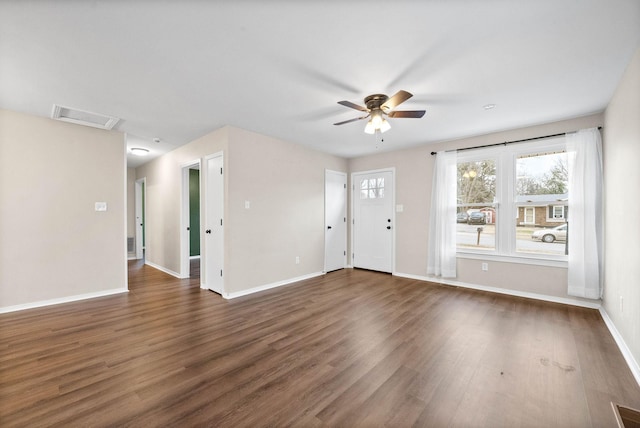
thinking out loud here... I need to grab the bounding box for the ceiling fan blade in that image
[388,110,426,118]
[381,90,413,111]
[333,115,369,126]
[338,100,368,112]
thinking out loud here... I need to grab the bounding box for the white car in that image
[531,224,567,243]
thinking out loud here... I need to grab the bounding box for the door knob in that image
[205,229,212,234]
[387,226,391,230]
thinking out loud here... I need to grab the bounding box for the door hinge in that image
[344,217,346,222]
[220,167,223,175]
[220,218,223,226]
[344,183,346,189]
[344,250,346,256]
[220,269,223,277]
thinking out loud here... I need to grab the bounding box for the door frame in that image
[134,177,146,260]
[180,159,201,278]
[324,169,347,272]
[350,167,396,273]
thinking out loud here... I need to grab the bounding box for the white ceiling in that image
[1,1,639,168]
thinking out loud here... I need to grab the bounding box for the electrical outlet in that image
[295,256,300,264]
[481,262,488,271]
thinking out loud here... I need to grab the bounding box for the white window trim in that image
[456,137,568,262]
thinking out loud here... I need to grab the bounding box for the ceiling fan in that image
[333,90,425,134]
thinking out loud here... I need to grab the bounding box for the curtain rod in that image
[429,126,602,156]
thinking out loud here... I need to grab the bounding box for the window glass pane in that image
[361,179,368,190]
[456,160,496,251]
[360,189,368,199]
[369,189,376,199]
[378,188,384,198]
[377,178,385,188]
[515,151,568,255]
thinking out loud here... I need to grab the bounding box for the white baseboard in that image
[393,272,601,309]
[145,260,186,279]
[0,288,129,314]
[224,272,325,299]
[599,308,640,388]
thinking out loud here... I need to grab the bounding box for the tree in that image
[540,158,568,194]
[457,161,496,207]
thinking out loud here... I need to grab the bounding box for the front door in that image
[324,170,347,272]
[352,169,394,273]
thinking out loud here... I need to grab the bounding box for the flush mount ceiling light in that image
[51,104,120,130]
[130,148,150,156]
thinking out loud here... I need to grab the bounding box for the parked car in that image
[456,212,468,223]
[531,223,567,243]
[467,211,486,225]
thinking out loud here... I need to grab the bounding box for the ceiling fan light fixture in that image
[364,120,376,134]
[364,109,391,134]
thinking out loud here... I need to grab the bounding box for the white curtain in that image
[427,151,457,278]
[567,128,603,299]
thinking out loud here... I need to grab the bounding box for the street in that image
[457,224,567,255]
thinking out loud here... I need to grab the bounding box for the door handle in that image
[327,226,332,230]
[205,229,212,234]
[387,226,391,230]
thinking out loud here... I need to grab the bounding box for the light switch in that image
[245,200,251,209]
[95,202,107,212]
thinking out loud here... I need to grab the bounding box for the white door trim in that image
[350,167,396,273]
[180,159,201,279]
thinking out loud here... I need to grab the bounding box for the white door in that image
[352,170,394,273]
[204,153,224,294]
[324,170,347,272]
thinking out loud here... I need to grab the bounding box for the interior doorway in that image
[134,177,146,260]
[180,160,201,279]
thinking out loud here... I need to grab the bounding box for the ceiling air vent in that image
[51,104,120,130]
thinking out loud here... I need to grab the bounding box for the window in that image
[456,137,568,260]
[360,177,385,199]
[549,205,566,220]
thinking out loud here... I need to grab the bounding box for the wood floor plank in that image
[1,260,639,427]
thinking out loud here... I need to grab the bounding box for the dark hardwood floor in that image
[1,260,639,427]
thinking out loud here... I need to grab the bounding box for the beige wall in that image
[349,113,603,301]
[0,109,126,309]
[603,47,640,366]
[225,127,347,294]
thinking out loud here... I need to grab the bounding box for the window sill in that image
[456,251,568,268]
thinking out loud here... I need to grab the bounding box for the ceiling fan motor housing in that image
[364,94,389,112]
